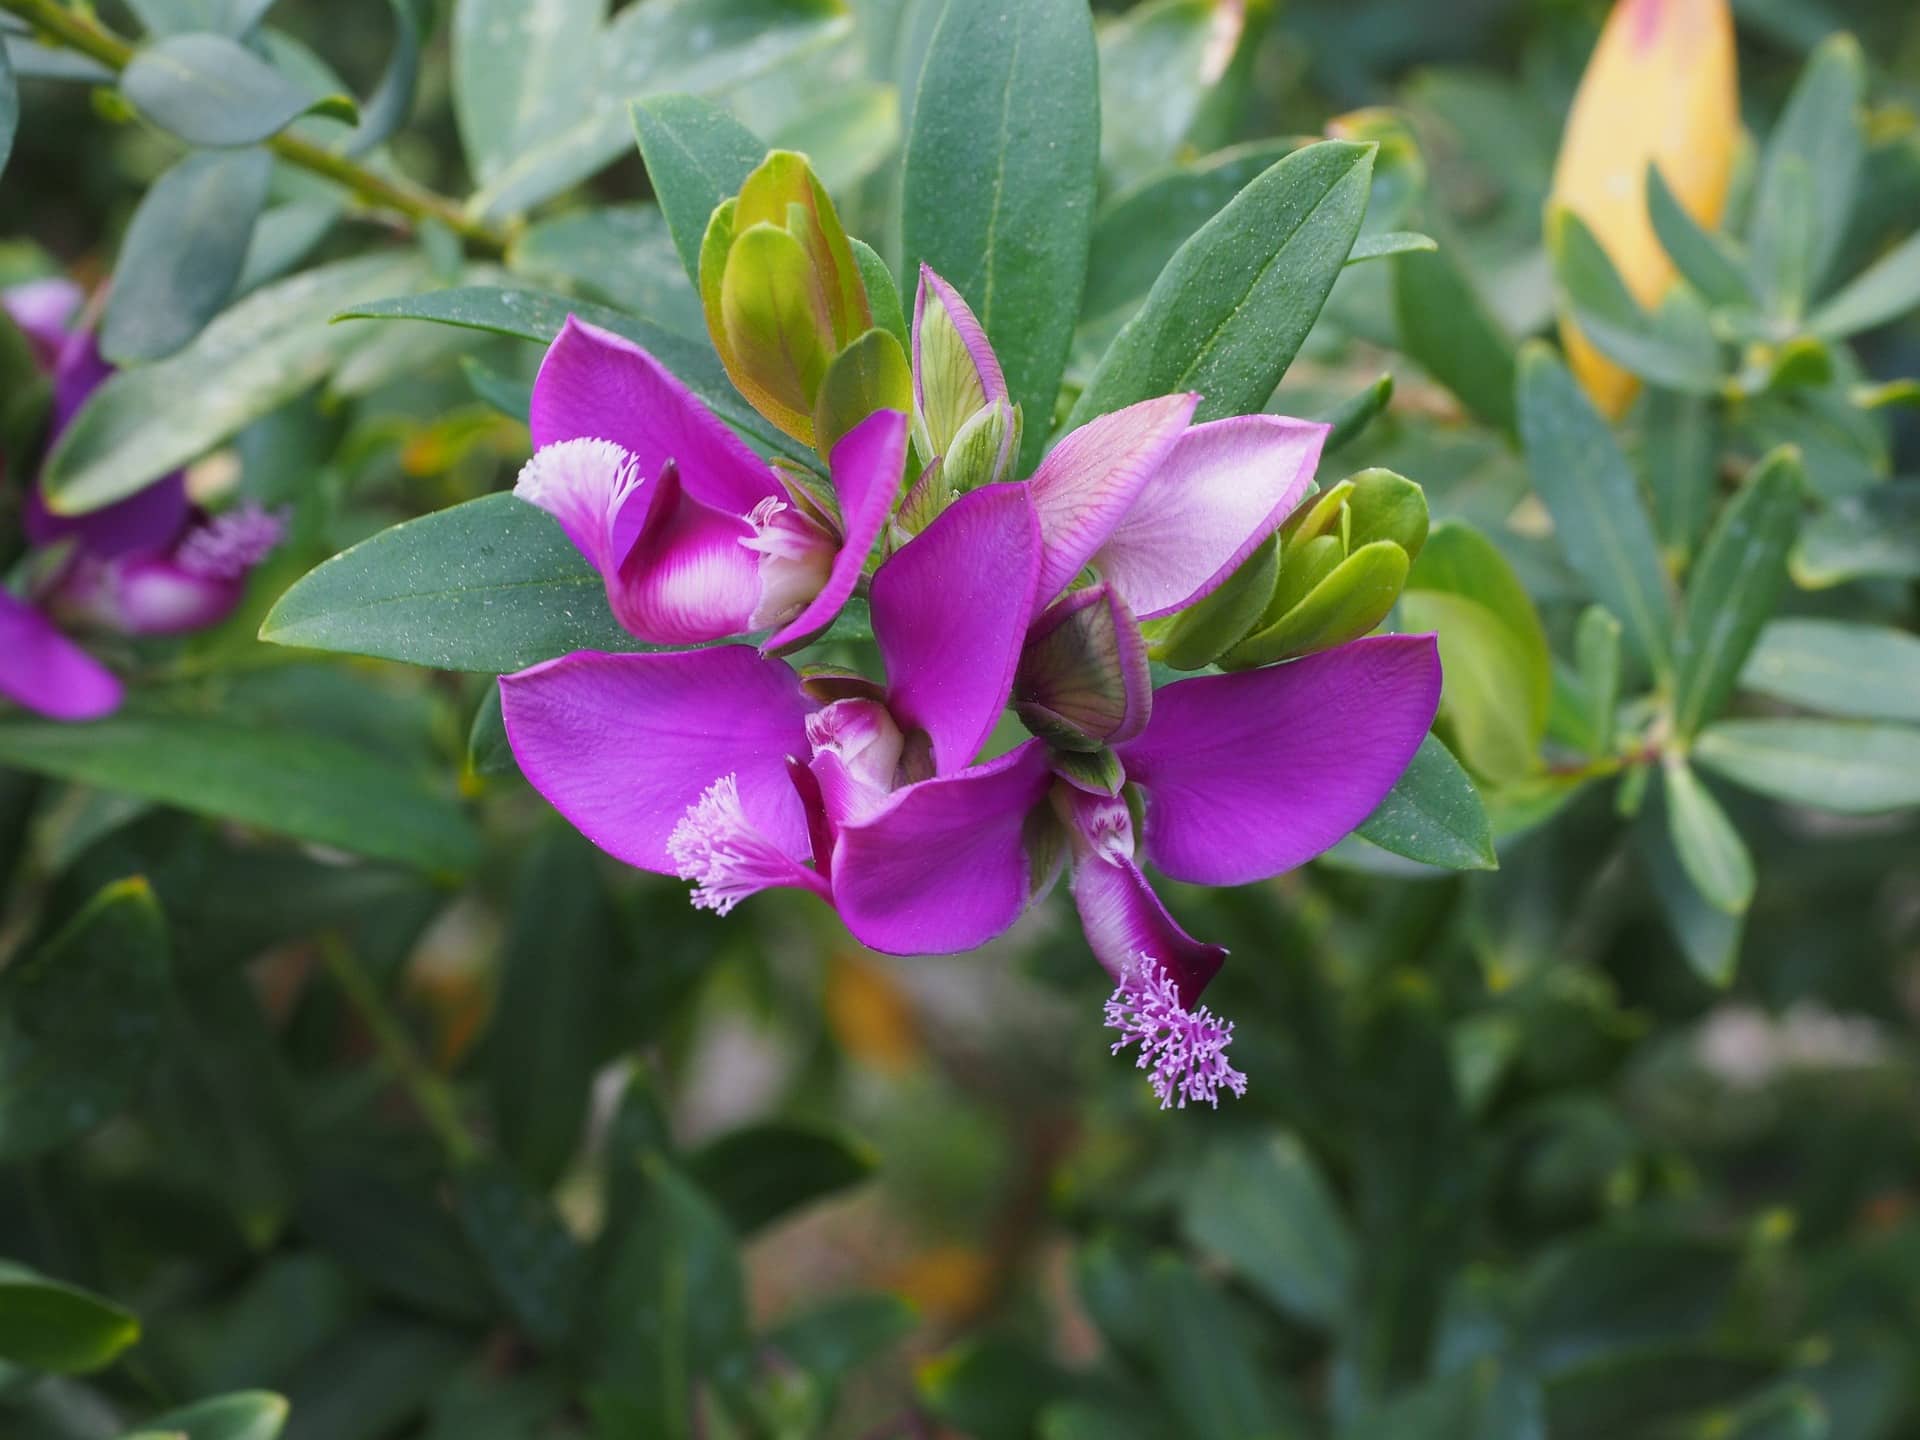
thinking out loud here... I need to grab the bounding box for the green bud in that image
[813,327,913,461]
[1145,533,1281,671]
[1344,468,1429,559]
[1014,587,1149,750]
[1223,540,1411,668]
[699,151,872,447]
[941,397,1021,493]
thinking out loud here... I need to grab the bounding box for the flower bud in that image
[1551,0,1738,416]
[700,151,873,446]
[911,265,1020,486]
[1014,584,1151,750]
[1218,470,1427,668]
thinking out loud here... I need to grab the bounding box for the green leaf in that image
[903,0,1097,472]
[1516,342,1675,676]
[101,147,271,363]
[1792,480,1920,586]
[453,1162,587,1351]
[1543,1347,1780,1440]
[919,1337,1070,1440]
[1096,0,1234,185]
[1318,372,1394,455]
[1144,1257,1304,1440]
[0,878,168,1163]
[1694,718,1920,815]
[509,203,704,337]
[1672,446,1805,736]
[1642,388,1719,562]
[1347,230,1436,264]
[0,1260,141,1374]
[1646,163,1753,311]
[0,711,478,872]
[463,0,846,221]
[764,1293,916,1391]
[1808,230,1920,338]
[1391,232,1517,430]
[261,492,649,672]
[43,253,421,514]
[489,828,619,1188]
[631,92,769,287]
[1338,1364,1544,1440]
[126,1392,290,1440]
[1663,759,1755,915]
[1071,140,1374,429]
[1223,540,1408,667]
[1181,1133,1353,1328]
[1399,590,1541,784]
[1747,33,1865,310]
[330,284,806,462]
[1549,207,1722,393]
[466,683,517,775]
[1574,605,1622,759]
[1355,734,1498,872]
[1080,140,1292,340]
[1639,792,1744,986]
[297,1166,494,1324]
[0,40,17,182]
[1407,520,1550,721]
[850,238,908,354]
[341,0,429,156]
[121,32,357,146]
[1520,1232,1744,1373]
[685,1122,875,1236]
[1740,618,1920,722]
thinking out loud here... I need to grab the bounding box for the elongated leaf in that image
[1747,33,1864,309]
[331,284,805,462]
[262,492,648,672]
[904,0,1097,471]
[1081,140,1293,338]
[1392,232,1516,430]
[1550,207,1722,392]
[1740,619,1920,722]
[1355,734,1497,871]
[0,712,478,871]
[1808,231,1920,338]
[466,0,847,221]
[686,1122,875,1235]
[131,1392,290,1440]
[454,0,607,187]
[1516,343,1674,675]
[0,878,169,1163]
[1646,163,1752,310]
[1662,759,1753,915]
[631,93,768,286]
[1399,590,1541,784]
[0,41,17,181]
[0,1260,141,1374]
[122,32,356,146]
[343,0,429,156]
[1642,387,1718,562]
[1073,140,1373,430]
[509,203,702,336]
[1793,480,1920,586]
[44,254,422,513]
[1575,606,1622,758]
[1639,792,1744,986]
[454,1163,587,1351]
[1672,447,1804,735]
[1182,1133,1353,1328]
[489,828,620,1188]
[102,147,271,363]
[1694,718,1920,815]
[1146,1257,1300,1440]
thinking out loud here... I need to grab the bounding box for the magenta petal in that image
[1096,415,1327,620]
[913,265,1008,413]
[764,408,907,654]
[615,465,761,644]
[1024,392,1197,609]
[25,472,191,560]
[1072,852,1225,1007]
[499,646,814,874]
[531,316,778,516]
[873,482,1040,772]
[830,740,1052,955]
[0,592,122,721]
[1115,634,1443,885]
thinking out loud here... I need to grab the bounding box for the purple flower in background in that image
[0,280,283,722]
[513,317,903,652]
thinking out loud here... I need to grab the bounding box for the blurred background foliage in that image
[1,0,1919,1437]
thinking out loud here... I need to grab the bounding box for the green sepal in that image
[1223,540,1410,667]
[720,222,834,440]
[813,327,912,462]
[1344,469,1429,560]
[1147,533,1280,671]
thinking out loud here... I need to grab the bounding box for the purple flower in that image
[1,281,283,722]
[1105,957,1248,1111]
[512,317,904,652]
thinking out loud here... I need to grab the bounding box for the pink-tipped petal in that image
[764,408,908,653]
[1096,415,1327,619]
[1115,634,1442,885]
[830,740,1053,955]
[514,436,649,577]
[531,315,779,516]
[499,646,814,874]
[1024,392,1197,609]
[913,265,1008,420]
[873,483,1041,772]
[0,592,122,721]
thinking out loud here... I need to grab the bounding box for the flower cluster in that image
[1,280,284,721]
[498,168,1441,1106]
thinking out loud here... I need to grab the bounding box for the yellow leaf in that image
[1551,0,1738,416]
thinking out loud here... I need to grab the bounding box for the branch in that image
[0,0,510,254]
